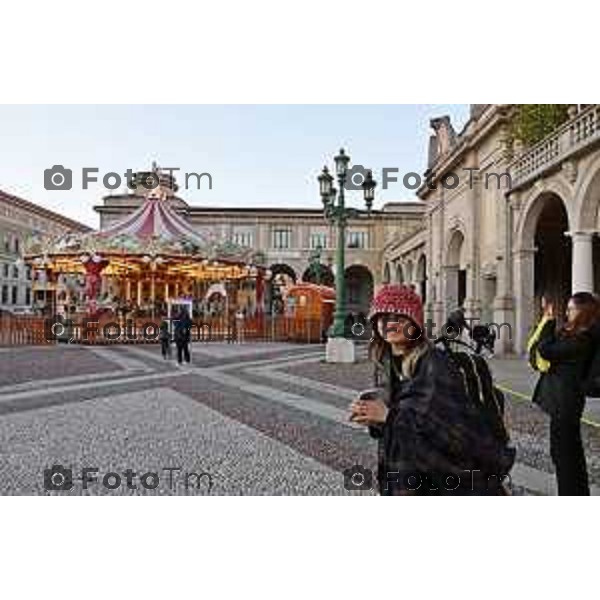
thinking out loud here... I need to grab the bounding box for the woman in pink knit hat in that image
[348,284,513,495]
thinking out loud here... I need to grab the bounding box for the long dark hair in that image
[562,292,600,336]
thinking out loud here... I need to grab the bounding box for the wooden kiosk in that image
[284,283,335,343]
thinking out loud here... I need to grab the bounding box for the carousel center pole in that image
[151,271,156,320]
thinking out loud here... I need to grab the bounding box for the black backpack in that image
[441,343,516,476]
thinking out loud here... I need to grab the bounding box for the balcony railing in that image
[510,105,600,189]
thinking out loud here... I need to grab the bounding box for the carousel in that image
[24,186,271,339]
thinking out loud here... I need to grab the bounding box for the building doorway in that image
[533,194,571,322]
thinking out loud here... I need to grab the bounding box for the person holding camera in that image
[349,285,512,495]
[529,292,600,495]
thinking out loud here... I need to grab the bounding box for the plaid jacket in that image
[370,343,512,495]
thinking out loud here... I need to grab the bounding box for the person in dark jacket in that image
[349,285,511,496]
[173,309,193,365]
[530,291,600,495]
[159,320,171,360]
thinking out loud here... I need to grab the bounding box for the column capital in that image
[565,230,596,241]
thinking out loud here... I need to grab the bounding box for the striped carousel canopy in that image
[98,192,207,246]
[25,188,257,266]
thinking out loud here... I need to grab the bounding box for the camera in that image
[44,165,73,190]
[43,465,73,491]
[344,164,368,190]
[343,464,373,491]
[472,324,497,353]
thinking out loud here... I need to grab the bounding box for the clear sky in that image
[0,105,469,228]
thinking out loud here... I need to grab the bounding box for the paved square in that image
[1,341,599,495]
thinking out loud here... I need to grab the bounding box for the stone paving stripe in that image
[213,353,324,372]
[82,346,153,373]
[0,370,150,395]
[120,344,323,371]
[249,366,358,399]
[0,370,189,404]
[187,342,321,359]
[198,368,365,431]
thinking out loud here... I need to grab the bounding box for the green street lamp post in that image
[318,149,376,344]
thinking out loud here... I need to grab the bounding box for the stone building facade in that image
[383,104,600,354]
[0,189,91,312]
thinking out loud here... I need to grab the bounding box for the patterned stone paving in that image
[0,341,598,495]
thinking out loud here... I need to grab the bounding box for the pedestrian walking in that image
[528,292,600,495]
[174,308,192,365]
[159,319,171,360]
[348,284,514,495]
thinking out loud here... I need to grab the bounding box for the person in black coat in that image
[173,309,193,365]
[531,292,600,496]
[348,285,513,495]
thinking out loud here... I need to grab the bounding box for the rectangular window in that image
[13,265,19,279]
[11,286,18,305]
[232,231,253,248]
[347,231,368,249]
[272,228,292,249]
[25,288,31,305]
[1,285,7,304]
[310,232,327,249]
[3,264,8,278]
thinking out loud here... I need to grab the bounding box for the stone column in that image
[513,248,536,354]
[442,265,459,316]
[570,231,595,293]
[463,169,482,321]
[493,196,516,354]
[424,210,434,323]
